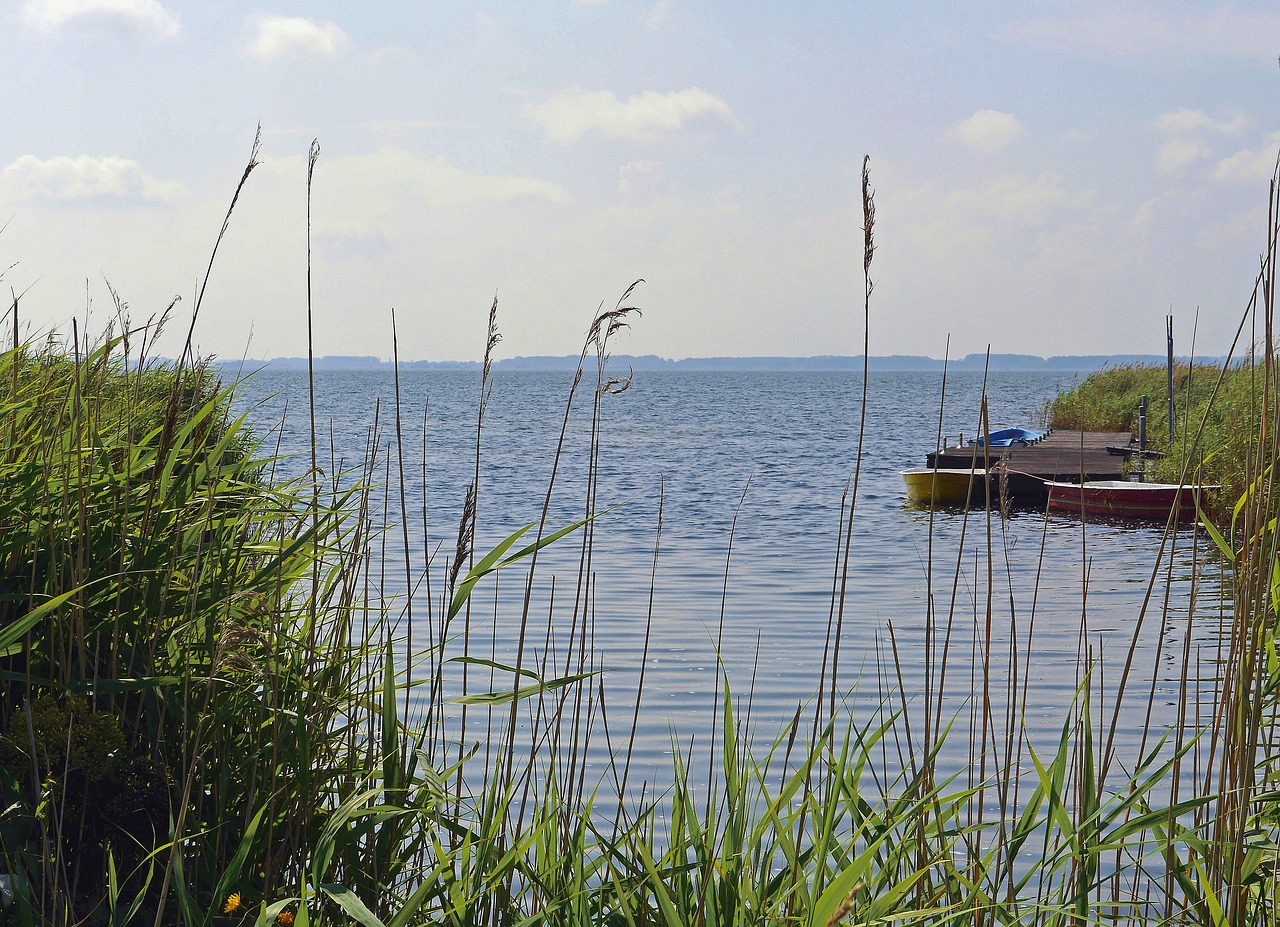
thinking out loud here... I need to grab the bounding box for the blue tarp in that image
[970,427,1043,448]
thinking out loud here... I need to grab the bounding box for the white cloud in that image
[21,0,180,39]
[0,154,183,203]
[646,0,673,30]
[619,160,666,199]
[1157,108,1248,137]
[1214,133,1280,185]
[1156,138,1210,177]
[876,171,1181,359]
[247,16,348,61]
[939,173,1068,225]
[953,110,1025,154]
[1131,192,1176,234]
[268,147,568,240]
[524,87,741,142]
[1005,6,1280,59]
[1153,108,1254,178]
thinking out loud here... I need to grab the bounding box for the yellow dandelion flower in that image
[223,892,242,914]
[276,912,295,926]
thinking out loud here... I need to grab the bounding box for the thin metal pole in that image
[1166,314,1175,445]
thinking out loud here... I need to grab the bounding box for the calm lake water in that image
[233,368,1224,794]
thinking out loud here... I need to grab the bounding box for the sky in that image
[1,1,1277,363]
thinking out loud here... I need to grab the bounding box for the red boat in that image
[1043,480,1214,521]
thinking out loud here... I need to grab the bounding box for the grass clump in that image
[1047,361,1273,521]
[1046,362,1201,435]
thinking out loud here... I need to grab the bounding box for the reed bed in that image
[0,145,1278,927]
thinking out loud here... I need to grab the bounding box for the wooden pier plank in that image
[925,431,1132,502]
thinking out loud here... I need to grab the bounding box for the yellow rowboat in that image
[901,467,989,505]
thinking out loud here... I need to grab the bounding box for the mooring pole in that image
[1139,394,1147,454]
[1166,314,1175,445]
[1138,394,1148,481]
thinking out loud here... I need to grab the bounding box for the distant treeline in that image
[217,352,1226,374]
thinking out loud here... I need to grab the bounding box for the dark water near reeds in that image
[233,368,1225,794]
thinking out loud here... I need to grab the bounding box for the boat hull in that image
[1044,480,1211,521]
[901,467,988,504]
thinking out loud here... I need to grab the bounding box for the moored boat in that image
[901,467,989,504]
[1044,480,1214,521]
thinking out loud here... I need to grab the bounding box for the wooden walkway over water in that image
[926,430,1132,504]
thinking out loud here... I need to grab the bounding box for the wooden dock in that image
[926,430,1132,505]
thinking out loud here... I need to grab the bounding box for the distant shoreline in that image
[215,352,1223,374]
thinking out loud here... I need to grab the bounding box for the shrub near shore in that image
[1047,360,1269,523]
[0,335,435,925]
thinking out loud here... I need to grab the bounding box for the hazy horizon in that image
[213,350,1222,374]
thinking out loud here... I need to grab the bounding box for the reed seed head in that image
[450,482,477,590]
[861,155,876,276]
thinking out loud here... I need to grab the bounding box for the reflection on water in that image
[234,368,1227,797]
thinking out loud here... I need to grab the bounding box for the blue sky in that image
[1,1,1277,362]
